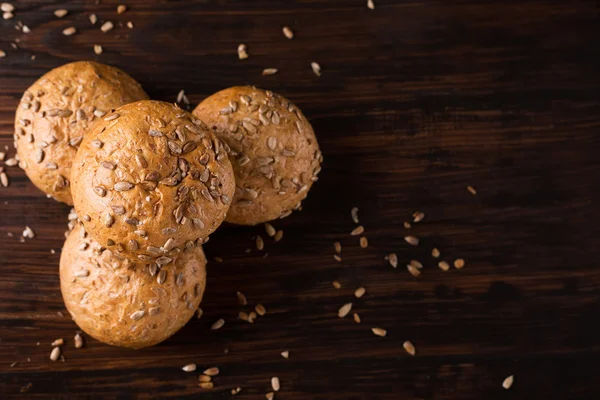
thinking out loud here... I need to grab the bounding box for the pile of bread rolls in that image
[14,61,322,349]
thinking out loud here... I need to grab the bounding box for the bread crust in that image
[60,224,207,349]
[71,100,235,262]
[193,86,322,225]
[14,61,149,204]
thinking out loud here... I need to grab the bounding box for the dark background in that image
[1,0,600,399]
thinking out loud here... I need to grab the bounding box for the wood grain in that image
[1,0,600,398]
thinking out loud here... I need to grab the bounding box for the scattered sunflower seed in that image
[62,27,76,36]
[231,387,242,395]
[74,333,83,348]
[51,338,64,346]
[126,21,133,29]
[359,236,368,248]
[332,280,341,289]
[256,235,264,250]
[255,304,266,316]
[237,43,248,59]
[0,50,5,58]
[236,291,247,306]
[438,261,450,271]
[2,12,13,20]
[117,4,127,14]
[410,259,423,269]
[432,248,440,258]
[351,207,359,223]
[372,327,387,337]
[22,226,35,238]
[274,230,283,242]
[338,302,353,318]
[404,235,419,246]
[367,0,375,10]
[454,258,465,269]
[334,241,341,254]
[264,223,276,237]
[333,254,342,262]
[196,308,203,319]
[89,13,97,24]
[281,351,289,359]
[354,287,366,298]
[203,367,220,376]
[407,264,421,277]
[54,9,68,18]
[353,313,361,323]
[282,26,294,39]
[22,25,30,33]
[412,211,425,223]
[50,347,61,361]
[265,392,274,400]
[93,44,103,55]
[262,68,278,76]
[211,318,225,330]
[182,363,196,372]
[1,3,14,13]
[199,374,212,383]
[311,62,322,77]
[199,382,214,389]
[271,377,280,392]
[502,375,514,390]
[100,21,114,33]
[388,253,398,268]
[403,340,416,356]
[351,225,364,235]
[467,185,477,195]
[403,221,411,229]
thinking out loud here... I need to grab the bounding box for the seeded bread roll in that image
[60,224,207,349]
[193,86,322,225]
[71,100,235,263]
[14,61,148,205]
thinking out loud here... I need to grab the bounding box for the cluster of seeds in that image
[48,332,84,363]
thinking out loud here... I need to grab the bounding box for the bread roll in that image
[14,61,148,204]
[193,86,322,225]
[60,224,207,349]
[71,100,235,263]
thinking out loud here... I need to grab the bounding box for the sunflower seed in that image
[199,382,214,389]
[176,272,184,286]
[62,26,77,36]
[100,21,114,33]
[51,338,64,346]
[354,287,366,298]
[204,367,220,376]
[93,186,106,197]
[130,310,144,320]
[256,235,264,250]
[264,223,276,237]
[387,253,398,268]
[502,375,514,390]
[236,291,247,306]
[91,140,103,148]
[282,26,294,39]
[74,333,83,348]
[23,226,35,238]
[199,374,211,383]
[454,259,465,269]
[1,172,9,186]
[403,340,416,356]
[266,393,274,400]
[74,269,90,278]
[338,303,352,318]
[127,21,133,29]
[407,264,421,277]
[372,327,387,337]
[2,13,12,20]
[89,13,97,24]
[310,62,322,77]
[332,280,341,289]
[432,248,440,258]
[117,4,127,14]
[163,238,176,251]
[93,44,103,55]
[281,350,289,359]
[359,236,368,248]
[367,0,375,9]
[237,43,248,59]
[271,377,280,392]
[467,185,477,195]
[333,254,342,262]
[1,3,14,13]
[404,235,419,246]
[351,225,364,236]
[182,363,196,372]
[50,347,61,361]
[100,161,116,170]
[211,318,225,330]
[333,241,342,254]
[410,259,423,269]
[93,109,105,117]
[438,261,450,271]
[5,158,17,166]
[262,68,278,76]
[255,304,266,316]
[274,230,283,242]
[103,213,114,227]
[157,269,167,284]
[128,239,138,251]
[156,256,172,265]
[114,181,134,191]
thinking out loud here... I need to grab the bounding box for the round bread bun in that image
[60,224,207,349]
[193,86,322,225]
[71,100,235,263]
[14,61,149,205]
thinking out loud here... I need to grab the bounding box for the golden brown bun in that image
[60,224,207,349]
[14,61,149,205]
[71,100,235,263]
[193,86,322,225]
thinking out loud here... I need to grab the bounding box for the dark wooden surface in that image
[1,0,600,399]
